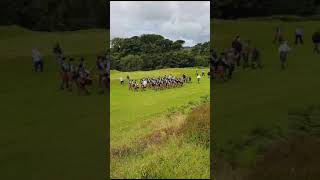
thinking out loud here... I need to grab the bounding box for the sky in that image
[110,1,210,47]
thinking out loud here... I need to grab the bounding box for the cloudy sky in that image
[110,1,210,47]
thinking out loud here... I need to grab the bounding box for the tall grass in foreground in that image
[110,101,210,179]
[181,103,210,148]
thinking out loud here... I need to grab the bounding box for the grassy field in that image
[0,26,108,180]
[110,68,210,178]
[212,19,320,178]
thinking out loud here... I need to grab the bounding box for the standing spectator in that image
[32,48,43,72]
[120,77,124,85]
[232,36,242,67]
[53,43,63,64]
[226,48,236,79]
[279,41,291,70]
[251,46,262,69]
[197,74,201,84]
[312,30,320,54]
[273,26,283,44]
[242,40,251,69]
[295,26,304,45]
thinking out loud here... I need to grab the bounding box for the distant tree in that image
[140,34,165,44]
[111,38,124,52]
[172,40,185,51]
[111,34,209,71]
[119,55,143,71]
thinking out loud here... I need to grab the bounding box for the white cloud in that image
[110,1,210,47]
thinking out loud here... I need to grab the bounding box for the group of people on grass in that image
[195,69,210,83]
[119,68,209,92]
[211,36,262,82]
[56,43,110,95]
[274,26,320,69]
[32,43,110,95]
[211,27,320,82]
[274,26,320,52]
[59,56,93,95]
[124,74,192,91]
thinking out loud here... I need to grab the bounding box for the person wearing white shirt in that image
[143,80,147,87]
[120,77,124,85]
[197,74,201,84]
[279,41,291,69]
[32,48,43,72]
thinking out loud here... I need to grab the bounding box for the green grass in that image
[110,68,210,178]
[212,19,320,176]
[0,26,108,180]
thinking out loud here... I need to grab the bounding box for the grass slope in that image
[212,19,320,177]
[0,26,108,180]
[110,68,210,178]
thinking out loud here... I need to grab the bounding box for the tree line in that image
[0,0,109,31]
[212,0,320,19]
[3,1,320,30]
[110,34,209,71]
